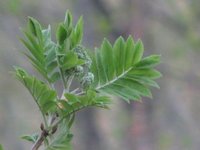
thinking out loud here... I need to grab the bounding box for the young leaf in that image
[132,39,144,64]
[74,16,83,44]
[113,36,125,76]
[21,134,39,143]
[64,10,73,28]
[134,55,161,68]
[124,36,135,70]
[45,121,73,150]
[90,37,161,102]
[56,23,67,45]
[45,133,73,150]
[58,90,111,118]
[100,38,115,81]
[27,17,43,42]
[63,10,73,38]
[14,67,57,113]
[64,93,80,104]
[15,11,162,150]
[21,21,59,83]
[58,51,85,70]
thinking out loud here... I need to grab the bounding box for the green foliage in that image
[21,18,58,83]
[44,118,75,150]
[90,37,161,102]
[45,133,72,150]
[15,67,57,114]
[14,10,161,150]
[58,90,110,116]
[0,144,3,150]
[21,134,39,143]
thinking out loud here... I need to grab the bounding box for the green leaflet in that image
[27,17,43,42]
[91,36,161,102]
[71,16,83,46]
[58,51,85,71]
[21,134,39,143]
[132,39,144,64]
[45,119,73,150]
[113,37,125,76]
[15,67,57,113]
[64,93,80,104]
[64,11,73,30]
[58,90,111,117]
[134,55,161,68]
[124,36,135,70]
[100,39,115,81]
[45,134,72,150]
[56,23,68,45]
[21,20,59,83]
[45,121,73,150]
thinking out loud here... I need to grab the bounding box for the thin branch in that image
[50,103,99,131]
[70,88,80,94]
[31,106,87,150]
[66,75,74,92]
[31,130,48,150]
[56,50,67,90]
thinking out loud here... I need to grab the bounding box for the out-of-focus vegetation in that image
[0,0,200,150]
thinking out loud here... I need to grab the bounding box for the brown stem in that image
[31,130,48,150]
[31,104,98,150]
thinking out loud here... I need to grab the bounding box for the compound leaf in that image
[14,67,57,113]
[90,36,161,102]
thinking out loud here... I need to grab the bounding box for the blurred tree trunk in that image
[75,109,106,150]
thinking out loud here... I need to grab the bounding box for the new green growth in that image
[13,11,161,150]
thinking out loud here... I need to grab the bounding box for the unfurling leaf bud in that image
[27,18,37,36]
[64,10,73,28]
[27,17,42,40]
[56,23,67,45]
[40,123,44,131]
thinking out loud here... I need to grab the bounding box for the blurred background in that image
[1,0,200,149]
